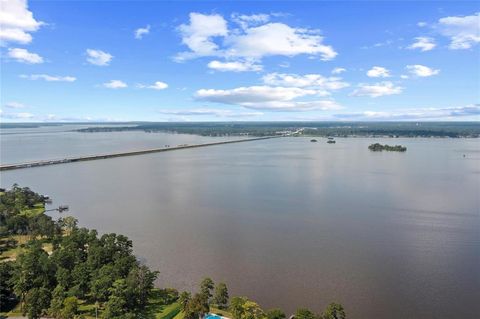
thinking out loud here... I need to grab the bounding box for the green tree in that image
[322,303,346,319]
[12,241,54,308]
[126,264,159,308]
[71,262,90,298]
[295,309,316,319]
[59,216,78,235]
[242,300,264,319]
[266,309,286,319]
[49,285,66,317]
[213,282,229,309]
[61,296,79,319]
[200,277,214,302]
[91,264,116,302]
[185,293,209,319]
[24,287,51,319]
[103,279,129,318]
[230,297,263,319]
[179,291,192,313]
[230,297,248,319]
[0,262,16,311]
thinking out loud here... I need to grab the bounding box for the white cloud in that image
[137,81,168,90]
[134,25,150,39]
[438,12,480,49]
[3,101,26,109]
[0,111,34,119]
[231,13,270,29]
[262,73,349,93]
[417,22,428,27]
[175,13,337,63]
[207,60,262,72]
[86,49,113,66]
[158,108,263,118]
[227,22,337,61]
[351,81,403,98]
[103,80,127,89]
[0,0,43,44]
[331,67,346,74]
[7,47,43,63]
[406,64,440,77]
[20,74,76,82]
[176,12,228,60]
[400,75,409,79]
[335,104,480,120]
[195,85,341,111]
[407,37,436,51]
[367,66,390,78]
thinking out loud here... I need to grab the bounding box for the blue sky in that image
[1,0,479,122]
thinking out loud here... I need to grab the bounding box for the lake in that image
[1,127,479,319]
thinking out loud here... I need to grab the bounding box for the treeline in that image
[1,185,159,318]
[0,185,56,237]
[75,122,480,138]
[177,278,345,319]
[368,143,407,152]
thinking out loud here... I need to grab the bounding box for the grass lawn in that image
[19,203,45,217]
[173,310,186,319]
[211,307,233,318]
[0,235,53,261]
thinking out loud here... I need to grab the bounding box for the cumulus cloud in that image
[3,101,26,109]
[335,104,480,120]
[407,37,436,51]
[367,66,390,78]
[20,74,76,82]
[195,85,341,111]
[437,12,480,49]
[134,25,150,39]
[7,47,43,63]
[0,111,34,119]
[137,81,168,90]
[406,64,440,77]
[262,73,349,93]
[86,49,113,66]
[351,81,403,98]
[176,12,228,60]
[175,12,337,66]
[331,67,346,74]
[158,108,263,118]
[103,80,127,89]
[0,0,43,44]
[207,60,262,72]
[227,22,337,61]
[231,13,270,29]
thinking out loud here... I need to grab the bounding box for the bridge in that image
[0,135,283,171]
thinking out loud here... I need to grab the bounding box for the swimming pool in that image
[205,314,224,319]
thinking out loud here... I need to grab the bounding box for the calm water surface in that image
[1,129,479,319]
[0,125,240,164]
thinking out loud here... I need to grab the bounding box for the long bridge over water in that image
[0,135,283,171]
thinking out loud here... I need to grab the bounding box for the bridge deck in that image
[0,136,281,171]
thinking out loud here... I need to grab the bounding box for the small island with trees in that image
[368,143,407,152]
[1,185,346,319]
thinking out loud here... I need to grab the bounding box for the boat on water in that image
[327,140,336,144]
[310,139,318,142]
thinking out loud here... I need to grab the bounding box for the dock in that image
[0,136,281,171]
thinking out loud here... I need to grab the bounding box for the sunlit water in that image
[1,128,479,319]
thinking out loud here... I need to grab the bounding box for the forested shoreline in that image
[1,186,346,319]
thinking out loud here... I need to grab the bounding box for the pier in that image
[0,136,281,171]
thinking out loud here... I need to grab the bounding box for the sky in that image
[1,0,479,122]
